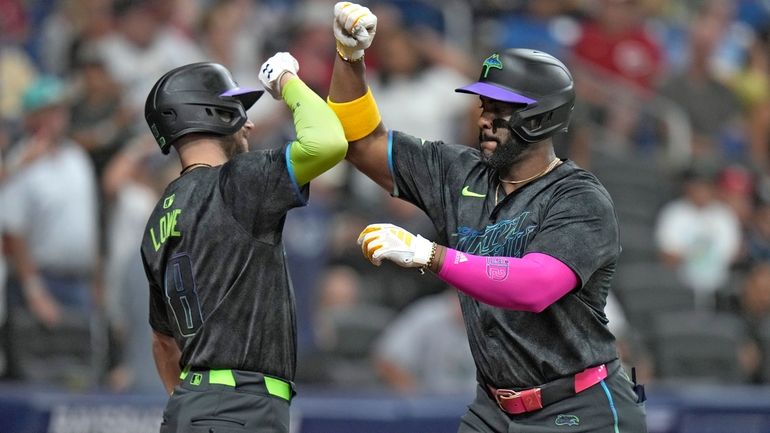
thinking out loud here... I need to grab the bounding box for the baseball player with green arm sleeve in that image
[141,52,346,433]
[327,3,647,432]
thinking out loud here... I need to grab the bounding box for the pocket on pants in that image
[191,416,246,427]
[189,417,249,433]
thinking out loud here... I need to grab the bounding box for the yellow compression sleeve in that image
[284,77,347,186]
[327,88,381,142]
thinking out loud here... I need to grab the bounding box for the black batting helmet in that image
[456,48,575,143]
[145,62,264,154]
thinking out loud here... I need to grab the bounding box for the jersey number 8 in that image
[164,254,204,336]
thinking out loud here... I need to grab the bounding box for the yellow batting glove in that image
[356,223,433,268]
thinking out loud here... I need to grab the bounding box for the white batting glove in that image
[258,52,299,99]
[333,2,377,62]
[357,223,434,268]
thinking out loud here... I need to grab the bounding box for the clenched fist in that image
[333,2,377,62]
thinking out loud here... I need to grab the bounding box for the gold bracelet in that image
[336,45,364,63]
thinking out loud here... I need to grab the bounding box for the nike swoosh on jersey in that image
[461,186,486,198]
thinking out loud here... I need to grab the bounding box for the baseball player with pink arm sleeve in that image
[327,2,648,432]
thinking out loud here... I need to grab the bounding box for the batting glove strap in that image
[357,223,434,268]
[411,235,434,266]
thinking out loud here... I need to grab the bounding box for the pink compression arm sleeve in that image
[438,250,579,313]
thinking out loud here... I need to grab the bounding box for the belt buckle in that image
[494,387,543,414]
[495,388,519,412]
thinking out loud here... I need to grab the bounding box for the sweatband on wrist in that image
[438,249,579,312]
[327,87,381,141]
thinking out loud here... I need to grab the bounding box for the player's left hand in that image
[357,223,433,268]
[258,52,299,99]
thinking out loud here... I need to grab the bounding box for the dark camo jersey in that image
[388,130,620,389]
[141,147,307,381]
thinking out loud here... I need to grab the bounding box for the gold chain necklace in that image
[495,157,561,204]
[498,157,561,185]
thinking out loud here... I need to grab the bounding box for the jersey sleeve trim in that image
[284,142,308,205]
[387,129,399,197]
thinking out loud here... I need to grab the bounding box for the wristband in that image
[327,87,381,141]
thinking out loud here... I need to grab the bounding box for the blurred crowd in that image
[1,0,770,396]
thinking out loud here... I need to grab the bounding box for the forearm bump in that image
[284,78,347,185]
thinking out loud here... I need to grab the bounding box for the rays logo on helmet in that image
[482,54,503,78]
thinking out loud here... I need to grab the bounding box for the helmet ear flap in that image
[508,91,574,143]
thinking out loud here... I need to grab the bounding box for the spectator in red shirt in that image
[572,0,663,91]
[570,0,664,148]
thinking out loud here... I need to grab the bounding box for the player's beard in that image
[220,131,249,159]
[479,130,529,172]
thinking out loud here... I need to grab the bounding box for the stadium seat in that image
[612,261,695,335]
[327,305,396,359]
[7,307,99,389]
[318,304,396,389]
[650,310,749,384]
[614,260,689,292]
[617,221,660,263]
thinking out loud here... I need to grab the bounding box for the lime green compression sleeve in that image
[282,77,347,186]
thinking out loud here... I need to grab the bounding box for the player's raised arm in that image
[259,52,347,186]
[327,2,392,191]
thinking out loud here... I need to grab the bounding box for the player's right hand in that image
[333,2,377,62]
[357,223,434,268]
[258,52,299,100]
